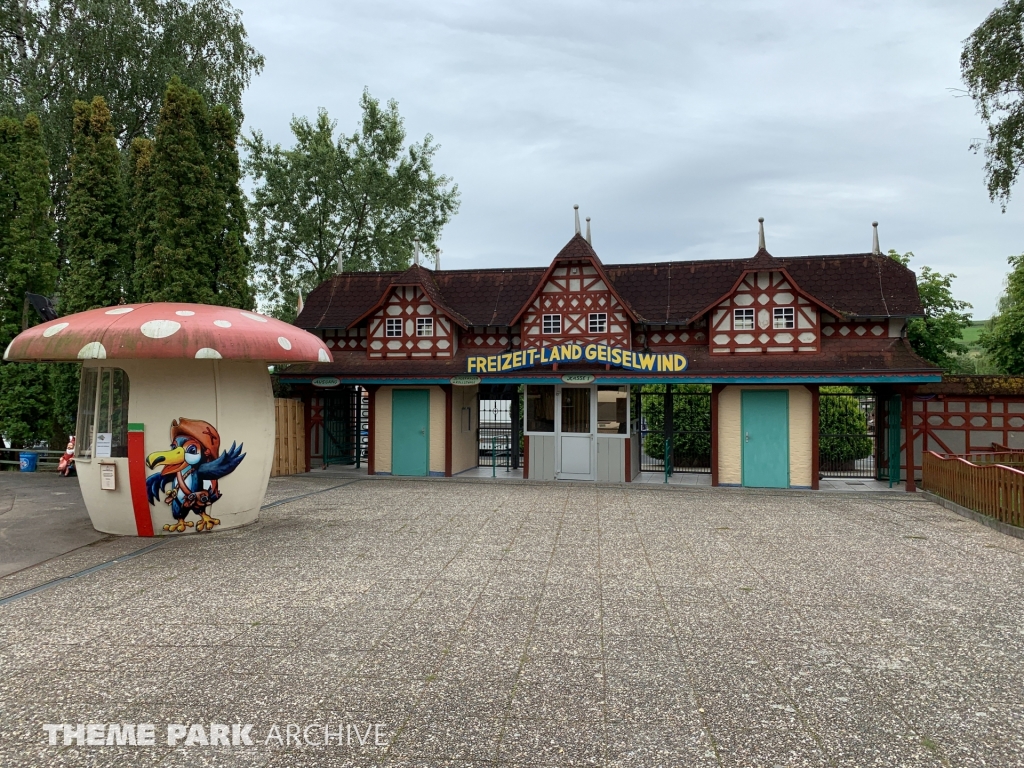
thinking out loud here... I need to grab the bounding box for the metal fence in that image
[633,385,712,474]
[322,386,366,467]
[819,390,877,478]
[477,385,521,470]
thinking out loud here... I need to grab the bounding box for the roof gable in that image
[509,233,638,326]
[692,251,844,322]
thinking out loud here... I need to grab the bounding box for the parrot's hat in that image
[170,418,220,460]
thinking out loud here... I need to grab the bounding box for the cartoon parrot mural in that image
[146,418,245,532]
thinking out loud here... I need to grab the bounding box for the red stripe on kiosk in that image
[128,424,154,537]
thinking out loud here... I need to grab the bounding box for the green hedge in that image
[640,384,712,465]
[819,388,873,463]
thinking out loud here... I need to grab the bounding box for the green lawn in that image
[961,321,986,346]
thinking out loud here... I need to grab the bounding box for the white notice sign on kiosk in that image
[96,432,112,458]
[100,463,116,490]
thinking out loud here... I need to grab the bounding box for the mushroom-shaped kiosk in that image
[3,303,331,536]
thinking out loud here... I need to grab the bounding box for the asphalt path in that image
[0,471,106,577]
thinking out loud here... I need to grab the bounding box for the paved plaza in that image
[0,476,1022,767]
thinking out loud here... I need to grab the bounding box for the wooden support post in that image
[443,384,453,477]
[902,385,917,492]
[511,386,521,470]
[303,394,312,473]
[810,384,819,490]
[367,385,378,475]
[711,384,723,487]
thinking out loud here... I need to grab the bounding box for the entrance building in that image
[278,218,942,490]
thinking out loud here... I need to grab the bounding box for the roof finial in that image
[757,217,766,250]
[413,238,420,267]
[336,252,343,274]
[434,247,441,270]
[574,204,580,235]
[871,221,880,255]
[585,216,591,245]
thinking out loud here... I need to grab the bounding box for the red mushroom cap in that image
[3,303,333,364]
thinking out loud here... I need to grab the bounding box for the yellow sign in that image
[466,344,687,374]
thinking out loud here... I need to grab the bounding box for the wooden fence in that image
[922,450,1024,528]
[272,398,305,477]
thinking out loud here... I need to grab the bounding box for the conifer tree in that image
[134,78,237,303]
[129,137,158,299]
[61,97,130,313]
[0,115,58,448]
[209,104,253,309]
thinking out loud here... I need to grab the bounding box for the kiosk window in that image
[598,385,628,434]
[76,366,130,460]
[526,385,555,432]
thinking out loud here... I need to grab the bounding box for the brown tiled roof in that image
[295,236,924,330]
[282,337,939,378]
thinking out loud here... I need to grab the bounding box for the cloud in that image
[238,0,1021,315]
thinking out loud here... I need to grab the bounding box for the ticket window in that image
[597,385,628,435]
[76,367,131,461]
[526,385,555,433]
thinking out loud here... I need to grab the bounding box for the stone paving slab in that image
[0,478,1022,766]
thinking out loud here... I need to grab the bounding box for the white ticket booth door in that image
[557,385,596,480]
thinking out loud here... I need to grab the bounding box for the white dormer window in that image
[416,317,434,337]
[734,308,755,330]
[773,307,795,329]
[543,314,561,334]
[386,318,402,337]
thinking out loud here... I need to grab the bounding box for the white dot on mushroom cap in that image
[140,320,181,339]
[175,310,195,316]
[277,336,292,350]
[214,319,232,328]
[77,342,106,359]
[318,348,331,362]
[240,312,269,323]
[105,307,134,315]
[195,348,222,359]
[43,322,69,337]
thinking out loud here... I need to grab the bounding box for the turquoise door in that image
[741,390,789,488]
[392,390,430,476]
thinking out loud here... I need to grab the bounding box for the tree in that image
[962,0,1024,210]
[245,89,461,320]
[981,253,1024,372]
[0,0,263,217]
[129,137,158,298]
[60,97,130,313]
[208,104,253,309]
[0,114,58,448]
[134,78,251,307]
[888,250,973,371]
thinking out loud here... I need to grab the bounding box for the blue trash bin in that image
[19,452,38,472]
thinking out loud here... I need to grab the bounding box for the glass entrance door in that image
[557,386,595,480]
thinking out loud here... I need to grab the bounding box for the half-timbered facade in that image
[281,221,941,491]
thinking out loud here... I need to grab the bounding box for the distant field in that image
[962,321,986,345]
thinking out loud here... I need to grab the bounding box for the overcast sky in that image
[238,0,1021,317]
